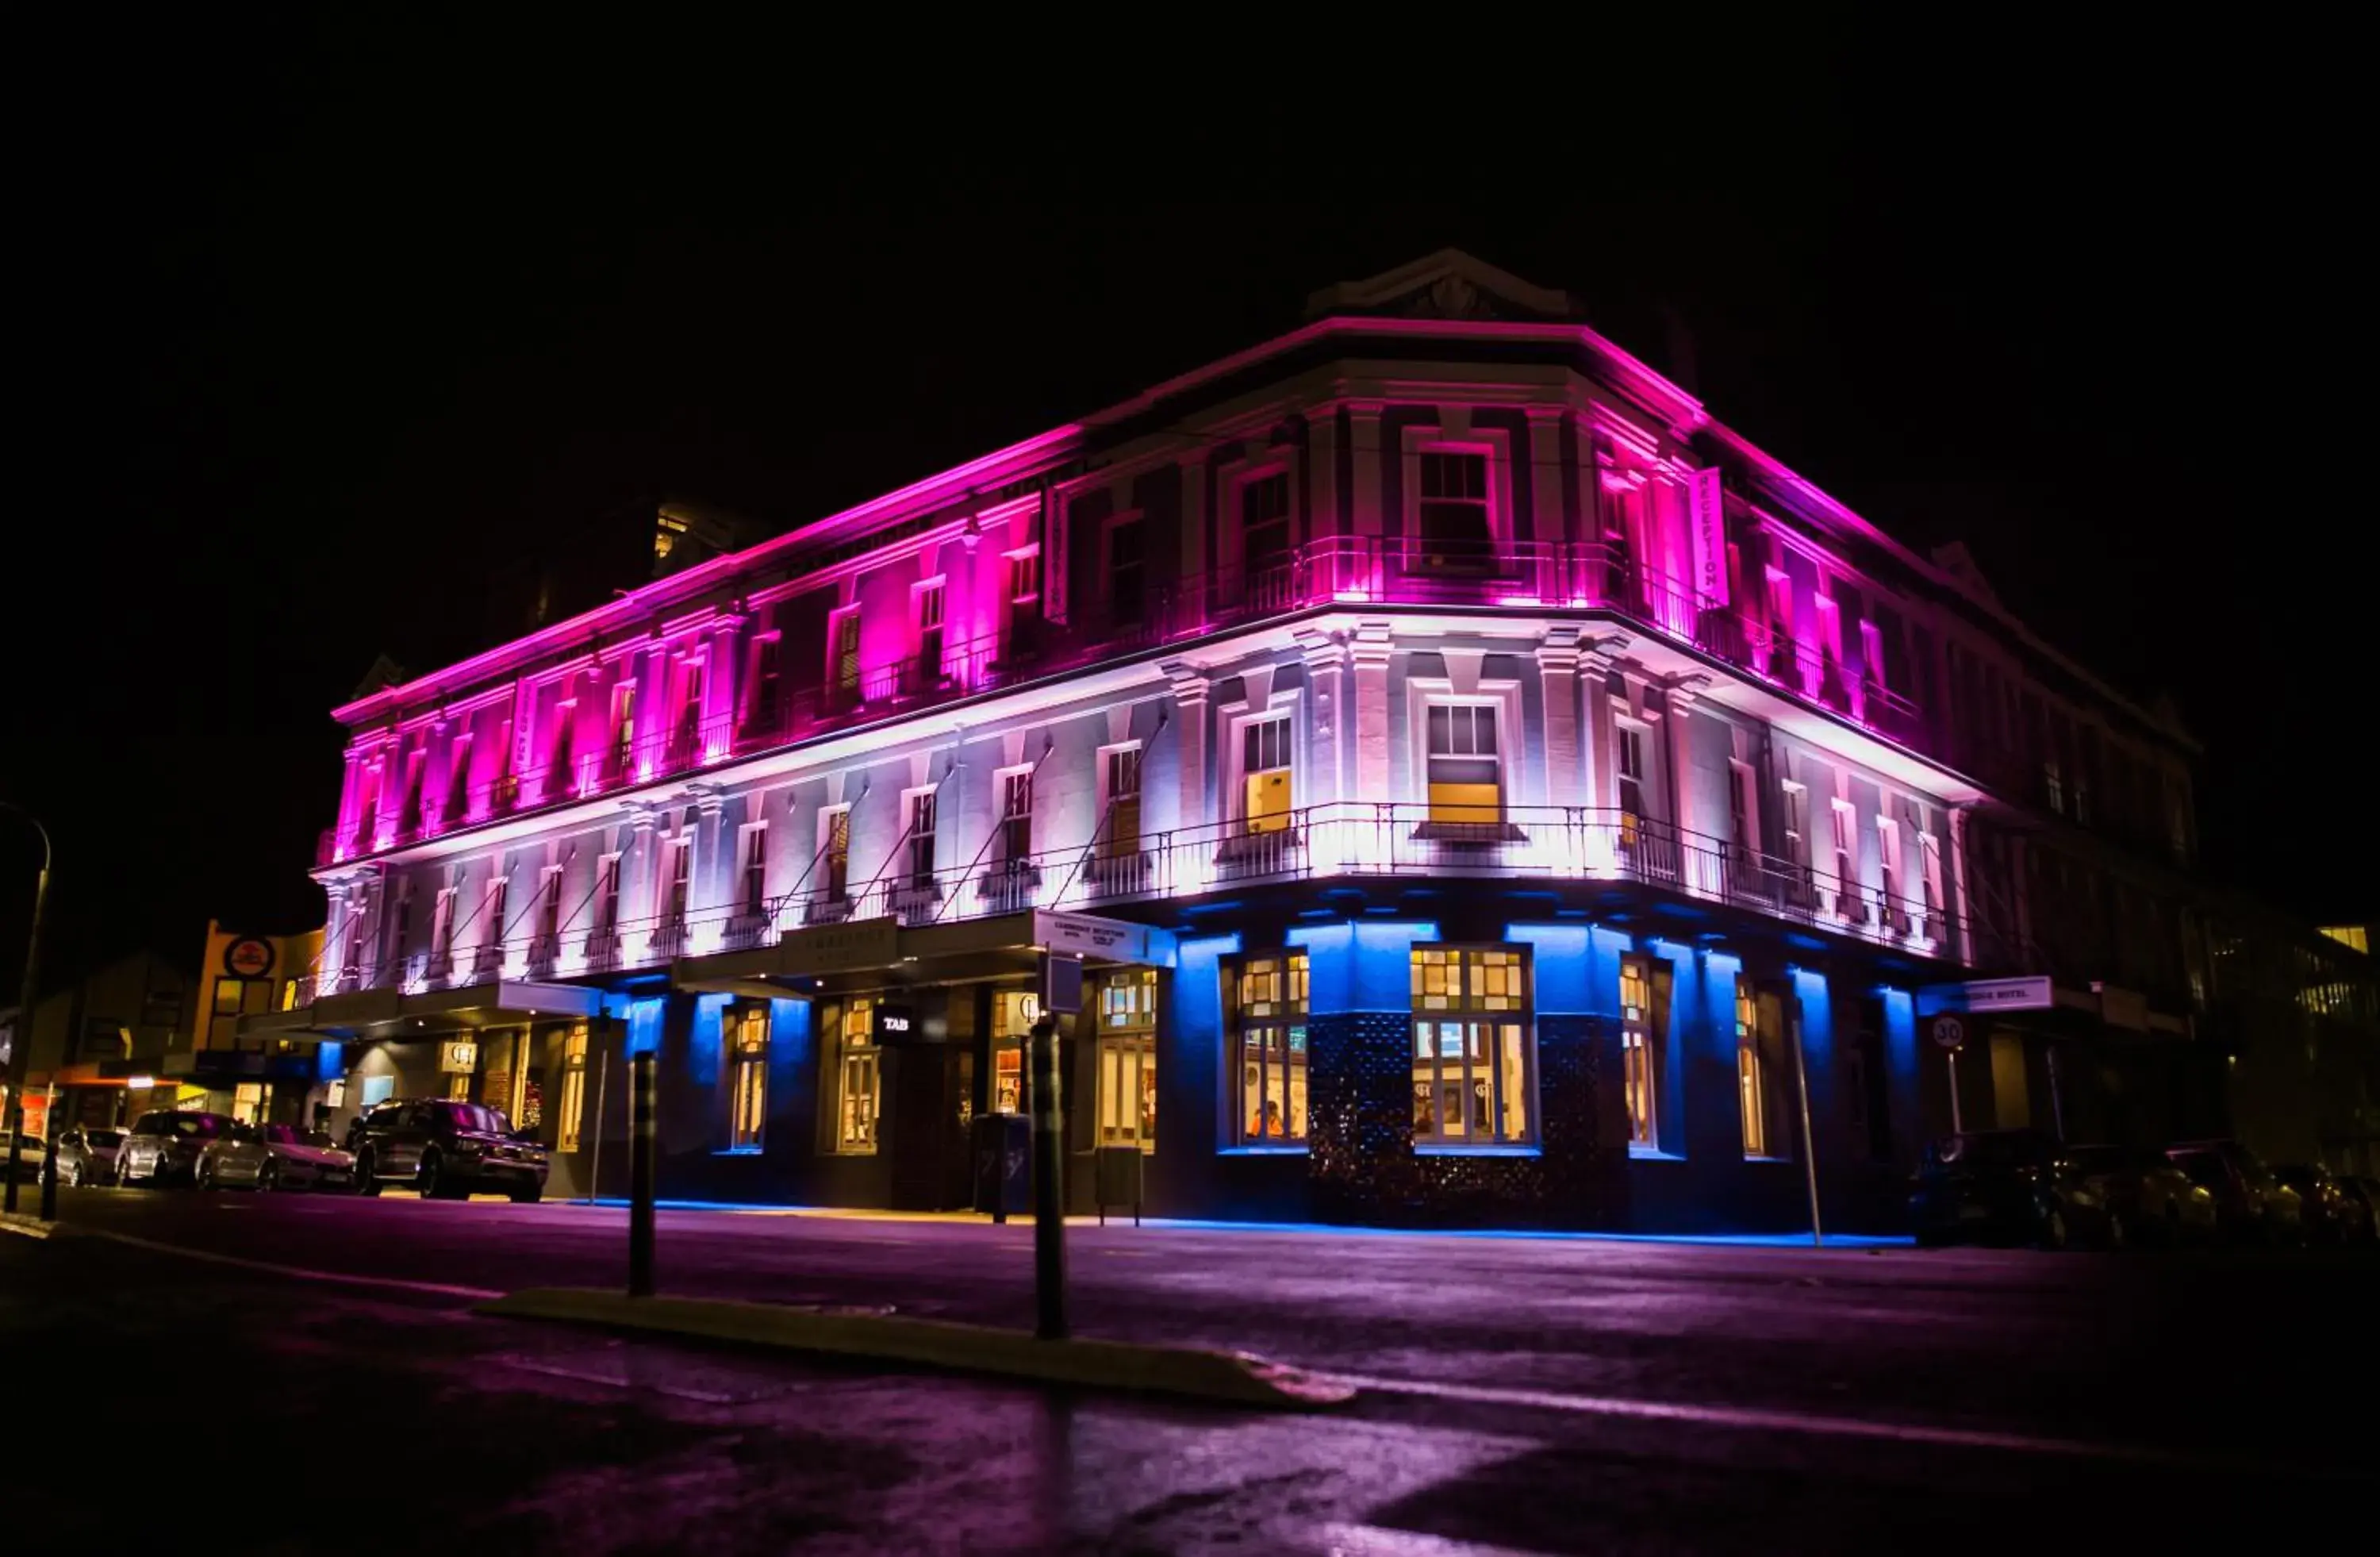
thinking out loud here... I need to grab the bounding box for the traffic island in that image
[476,1287,1355,1409]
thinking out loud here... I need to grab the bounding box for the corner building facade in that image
[260,252,2274,1231]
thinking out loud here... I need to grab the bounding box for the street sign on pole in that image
[1929,1013,1967,1051]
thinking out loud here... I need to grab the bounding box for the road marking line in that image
[1317,1524,1549,1557]
[1326,1372,2328,1476]
[71,1228,504,1302]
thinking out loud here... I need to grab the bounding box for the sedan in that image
[117,1111,235,1186]
[2067,1144,2218,1247]
[196,1122,359,1192]
[56,1127,127,1186]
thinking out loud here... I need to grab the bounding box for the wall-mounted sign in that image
[1917,975,2052,1016]
[1688,467,1729,606]
[1033,910,1173,967]
[439,1040,480,1075]
[1929,1014,1967,1051]
[777,917,899,978]
[225,936,277,978]
[874,1002,918,1044]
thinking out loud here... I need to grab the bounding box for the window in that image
[1919,833,1945,935]
[672,656,706,759]
[551,698,578,793]
[535,867,562,952]
[1780,782,1812,899]
[728,1004,769,1151]
[1231,953,1308,1144]
[593,855,622,937]
[1417,451,1491,552]
[1000,769,1034,864]
[389,882,414,967]
[1107,520,1146,627]
[820,806,851,902]
[829,608,862,695]
[430,887,456,968]
[737,825,768,918]
[913,581,946,683]
[1877,816,1905,928]
[659,837,691,928]
[558,1024,589,1152]
[1241,471,1292,574]
[1620,956,1657,1150]
[835,997,879,1152]
[1411,946,1533,1146]
[1425,704,1502,825]
[1007,548,1042,607]
[1736,978,1782,1159]
[1097,968,1157,1151]
[905,790,938,889]
[748,636,782,731]
[1242,715,1293,833]
[611,680,638,772]
[1829,798,1858,920]
[1728,759,1760,862]
[481,875,509,965]
[1616,722,1649,848]
[1100,746,1142,858]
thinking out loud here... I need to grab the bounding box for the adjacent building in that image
[251,252,2379,1227]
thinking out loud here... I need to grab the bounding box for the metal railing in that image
[322,535,1937,866]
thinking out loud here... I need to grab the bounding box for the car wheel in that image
[417,1149,443,1201]
[355,1151,382,1196]
[196,1159,214,1191]
[61,1159,80,1188]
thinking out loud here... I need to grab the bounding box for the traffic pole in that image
[1789,1013,1822,1248]
[37,1085,60,1221]
[584,1047,610,1206]
[628,1049,657,1298]
[1029,1012,1067,1340]
[3,808,52,1218]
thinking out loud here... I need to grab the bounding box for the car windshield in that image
[436,1102,511,1135]
[167,1116,223,1138]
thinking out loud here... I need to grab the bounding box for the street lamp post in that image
[2,802,52,1219]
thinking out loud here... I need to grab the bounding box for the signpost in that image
[1931,1014,1967,1133]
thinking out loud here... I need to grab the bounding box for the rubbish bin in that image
[1094,1144,1144,1225]
[970,1113,1032,1217]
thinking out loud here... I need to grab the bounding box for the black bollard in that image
[628,1050,657,1298]
[1029,1013,1066,1341]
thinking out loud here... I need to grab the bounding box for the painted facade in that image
[252,252,2378,1224]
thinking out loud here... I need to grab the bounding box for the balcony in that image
[327,535,1937,867]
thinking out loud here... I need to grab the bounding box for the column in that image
[1349,621,1394,803]
[1295,629,1345,809]
[1162,662,1211,834]
[1525,406,1568,547]
[1536,624,1586,808]
[1347,401,1385,540]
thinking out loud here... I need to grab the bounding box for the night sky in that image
[9,20,2370,995]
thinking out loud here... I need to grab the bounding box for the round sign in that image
[225,936,277,978]
[1929,1013,1967,1051]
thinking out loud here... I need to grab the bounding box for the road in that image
[4,1187,2373,1554]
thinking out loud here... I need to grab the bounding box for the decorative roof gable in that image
[1303,248,1577,324]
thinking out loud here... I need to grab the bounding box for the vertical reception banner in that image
[1689,467,1729,606]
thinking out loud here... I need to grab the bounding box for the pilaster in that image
[1295,629,1346,808]
[1580,633,1631,812]
[1162,661,1211,832]
[1349,621,1395,803]
[1535,624,1587,806]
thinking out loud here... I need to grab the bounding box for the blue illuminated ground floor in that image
[290,882,2222,1237]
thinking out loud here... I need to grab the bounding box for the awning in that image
[239,978,604,1042]
[672,910,1177,1000]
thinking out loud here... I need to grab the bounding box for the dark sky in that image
[9,18,2370,996]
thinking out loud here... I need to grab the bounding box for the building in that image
[3,948,191,1140]
[253,252,2378,1228]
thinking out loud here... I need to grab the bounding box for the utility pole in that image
[1029,1011,1067,1340]
[2,803,51,1219]
[627,1049,657,1298]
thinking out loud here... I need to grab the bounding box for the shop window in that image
[1620,955,1658,1151]
[1736,978,1788,1160]
[728,1004,770,1151]
[834,996,879,1152]
[1425,703,1502,827]
[1230,952,1308,1144]
[1410,946,1534,1147]
[558,1024,589,1152]
[1097,968,1157,1152]
[232,1082,266,1125]
[1242,715,1293,833]
[992,990,1038,1114]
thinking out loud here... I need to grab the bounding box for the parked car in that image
[2165,1141,2304,1245]
[56,1126,127,1186]
[1910,1131,2117,1249]
[6,1131,49,1183]
[117,1111,235,1186]
[2272,1163,2374,1245]
[351,1099,548,1202]
[195,1122,359,1192]
[2342,1177,2380,1241]
[2065,1144,2217,1247]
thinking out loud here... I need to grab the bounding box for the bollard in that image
[628,1050,657,1298]
[1029,1013,1067,1341]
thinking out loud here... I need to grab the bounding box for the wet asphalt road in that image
[3,1187,2374,1554]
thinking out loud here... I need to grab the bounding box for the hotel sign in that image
[439,1040,479,1075]
[777,917,900,977]
[1689,467,1729,607]
[1034,910,1173,967]
[1917,975,2053,1015]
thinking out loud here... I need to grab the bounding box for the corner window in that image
[1411,946,1534,1147]
[1425,704,1503,826]
[1417,450,1491,552]
[1097,968,1157,1152]
[728,1004,769,1151]
[832,996,878,1154]
[1230,953,1308,1144]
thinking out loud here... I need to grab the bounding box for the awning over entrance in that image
[238,978,605,1042]
[671,910,1177,999]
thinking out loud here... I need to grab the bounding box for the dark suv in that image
[349,1100,549,1202]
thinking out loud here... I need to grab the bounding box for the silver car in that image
[118,1110,234,1186]
[57,1126,127,1186]
[196,1122,358,1192]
